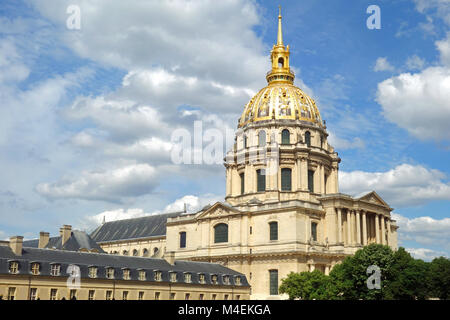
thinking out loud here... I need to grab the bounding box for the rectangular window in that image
[155,292,160,300]
[180,232,186,248]
[170,293,176,300]
[185,293,190,300]
[8,287,16,300]
[88,290,95,301]
[311,222,318,242]
[269,270,278,295]
[281,168,292,191]
[236,295,240,300]
[105,290,112,300]
[212,294,216,300]
[30,288,37,300]
[138,291,144,300]
[70,289,77,300]
[199,294,204,300]
[31,263,40,275]
[269,222,278,241]
[240,173,245,195]
[257,169,266,192]
[50,264,60,276]
[308,170,314,193]
[89,267,97,278]
[224,294,229,300]
[50,289,57,300]
[122,291,128,300]
[154,271,162,281]
[9,261,19,274]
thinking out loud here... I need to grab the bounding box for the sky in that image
[0,0,449,261]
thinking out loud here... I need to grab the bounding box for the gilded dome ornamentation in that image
[238,8,323,128]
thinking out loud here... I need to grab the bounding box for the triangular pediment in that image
[196,202,240,220]
[358,191,390,208]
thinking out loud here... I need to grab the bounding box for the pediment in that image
[196,202,240,220]
[358,191,390,208]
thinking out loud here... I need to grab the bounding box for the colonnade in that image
[335,208,389,246]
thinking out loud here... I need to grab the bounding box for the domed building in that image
[91,10,399,300]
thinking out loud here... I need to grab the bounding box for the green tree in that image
[279,270,331,300]
[384,247,430,300]
[328,243,395,300]
[429,256,450,300]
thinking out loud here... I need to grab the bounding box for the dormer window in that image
[235,276,242,286]
[170,272,177,283]
[184,273,192,283]
[139,270,146,281]
[89,266,98,278]
[106,267,115,279]
[31,262,40,275]
[223,275,230,285]
[9,261,19,274]
[123,268,131,280]
[50,264,61,276]
[199,273,206,284]
[154,271,162,281]
[211,274,218,285]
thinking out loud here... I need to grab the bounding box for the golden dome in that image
[238,7,323,128]
[239,84,322,128]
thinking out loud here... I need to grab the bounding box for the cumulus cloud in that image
[328,133,365,150]
[392,212,450,258]
[36,164,159,203]
[373,57,395,72]
[340,164,450,207]
[81,193,222,229]
[406,248,447,260]
[405,54,426,71]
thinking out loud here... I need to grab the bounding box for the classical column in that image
[375,214,380,244]
[337,208,342,244]
[346,209,351,245]
[309,264,315,272]
[381,215,386,245]
[356,210,361,245]
[325,265,330,275]
[362,210,367,245]
[386,218,391,246]
[300,158,308,191]
[320,164,325,194]
[226,167,232,196]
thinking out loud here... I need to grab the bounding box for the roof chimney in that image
[164,251,176,265]
[39,232,50,248]
[59,225,72,245]
[9,236,23,256]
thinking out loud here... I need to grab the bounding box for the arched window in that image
[153,247,159,255]
[308,170,314,193]
[122,250,128,256]
[305,131,311,147]
[258,130,266,147]
[180,231,186,248]
[132,249,139,256]
[256,169,266,192]
[278,57,284,68]
[269,222,278,241]
[281,168,292,191]
[240,173,245,195]
[214,223,228,243]
[142,248,149,257]
[281,129,290,144]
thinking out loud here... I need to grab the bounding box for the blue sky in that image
[0,0,449,260]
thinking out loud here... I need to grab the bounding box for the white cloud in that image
[406,247,447,260]
[376,66,450,141]
[36,164,159,203]
[373,57,395,72]
[81,193,222,229]
[436,32,450,66]
[405,54,426,70]
[340,164,450,207]
[328,133,365,150]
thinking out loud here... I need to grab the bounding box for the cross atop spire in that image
[277,5,283,46]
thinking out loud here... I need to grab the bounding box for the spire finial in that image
[277,5,283,46]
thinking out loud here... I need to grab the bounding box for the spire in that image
[277,5,283,46]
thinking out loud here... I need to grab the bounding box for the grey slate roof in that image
[90,211,183,243]
[23,230,105,253]
[0,246,249,287]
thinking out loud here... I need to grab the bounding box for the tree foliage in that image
[279,244,449,300]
